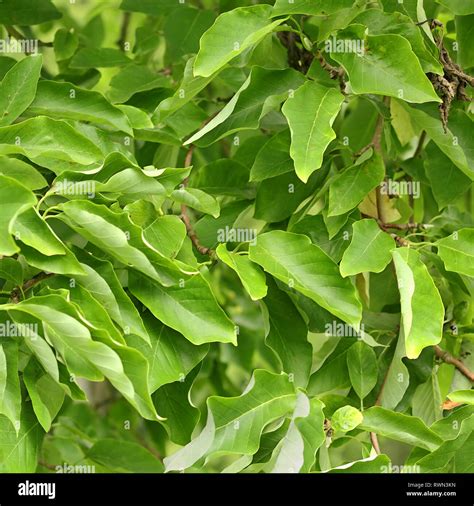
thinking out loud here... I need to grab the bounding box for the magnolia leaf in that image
[249,231,362,328]
[194,5,286,77]
[340,219,395,276]
[216,244,267,301]
[0,55,43,127]
[436,229,474,277]
[282,81,344,182]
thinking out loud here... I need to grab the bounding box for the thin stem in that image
[435,345,474,382]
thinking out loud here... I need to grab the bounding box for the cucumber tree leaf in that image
[249,230,362,328]
[282,81,344,182]
[330,26,441,103]
[340,219,395,276]
[0,55,43,127]
[392,248,444,359]
[216,244,267,301]
[436,229,474,277]
[194,5,286,77]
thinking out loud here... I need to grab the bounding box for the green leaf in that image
[127,317,208,393]
[436,229,474,277]
[153,369,200,446]
[0,404,43,473]
[29,81,133,135]
[447,390,474,405]
[0,55,43,127]
[437,0,474,15]
[88,439,163,472]
[23,359,65,432]
[340,219,395,277]
[456,14,474,69]
[272,0,355,16]
[13,208,66,256]
[269,393,325,473]
[330,26,441,103]
[412,373,442,426]
[262,279,312,388]
[392,248,444,359]
[250,130,293,182]
[282,81,344,182]
[360,406,443,451]
[399,103,474,180]
[353,10,443,74]
[129,271,237,346]
[0,175,36,256]
[346,341,378,400]
[0,0,61,25]
[249,231,362,328]
[193,5,286,77]
[164,370,296,471]
[216,244,267,301]
[143,216,186,259]
[328,153,385,217]
[186,67,305,146]
[0,339,21,431]
[170,188,220,218]
[53,28,79,61]
[0,156,47,190]
[70,48,132,69]
[424,142,471,210]
[415,414,474,472]
[59,200,182,286]
[0,117,103,170]
[331,405,363,433]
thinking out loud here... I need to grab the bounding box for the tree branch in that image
[180,146,214,257]
[10,272,54,303]
[435,345,474,382]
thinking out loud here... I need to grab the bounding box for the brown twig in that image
[435,345,474,382]
[370,432,381,455]
[10,272,54,303]
[316,50,346,93]
[180,146,214,257]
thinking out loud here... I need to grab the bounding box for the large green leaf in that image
[193,5,286,77]
[0,339,21,432]
[249,231,362,327]
[346,341,378,401]
[0,117,103,169]
[330,25,441,103]
[0,175,36,256]
[0,404,43,473]
[0,0,61,25]
[262,279,312,388]
[282,81,344,182]
[164,370,296,471]
[186,67,305,146]
[0,55,42,127]
[129,271,237,346]
[272,0,355,16]
[88,439,163,472]
[340,219,395,276]
[328,153,385,217]
[360,406,443,451]
[29,81,133,135]
[216,244,267,301]
[392,248,444,359]
[436,229,474,277]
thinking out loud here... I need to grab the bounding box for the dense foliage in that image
[0,0,473,474]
